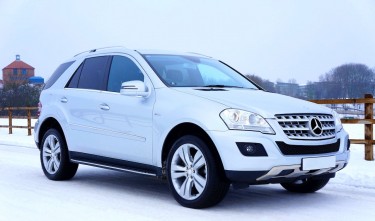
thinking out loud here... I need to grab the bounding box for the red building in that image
[2,55,35,86]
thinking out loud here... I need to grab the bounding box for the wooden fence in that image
[0,107,38,136]
[1,94,374,160]
[310,94,374,161]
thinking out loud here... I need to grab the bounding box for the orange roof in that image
[3,60,34,70]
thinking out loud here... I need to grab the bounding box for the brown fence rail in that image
[310,94,374,161]
[0,107,38,136]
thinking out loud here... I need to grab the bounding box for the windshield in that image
[143,54,259,89]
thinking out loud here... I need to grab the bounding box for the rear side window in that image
[107,56,144,92]
[76,56,110,90]
[66,63,83,88]
[44,61,74,89]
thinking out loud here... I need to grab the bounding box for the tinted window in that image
[66,63,83,88]
[77,56,110,90]
[107,56,144,92]
[44,61,75,89]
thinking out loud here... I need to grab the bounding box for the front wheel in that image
[40,128,78,180]
[166,135,229,209]
[280,177,330,193]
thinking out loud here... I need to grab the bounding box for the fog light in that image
[246,145,255,153]
[236,142,268,156]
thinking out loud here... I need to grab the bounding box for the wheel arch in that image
[38,117,66,150]
[161,122,225,175]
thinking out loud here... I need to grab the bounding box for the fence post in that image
[8,108,13,134]
[27,109,32,136]
[364,94,374,161]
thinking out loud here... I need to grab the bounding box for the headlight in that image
[332,110,343,132]
[220,109,275,134]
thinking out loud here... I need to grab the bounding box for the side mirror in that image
[120,81,149,97]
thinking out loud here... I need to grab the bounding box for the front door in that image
[96,55,155,164]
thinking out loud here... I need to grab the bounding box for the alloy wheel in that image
[170,143,207,200]
[42,134,61,174]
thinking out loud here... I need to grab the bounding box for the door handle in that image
[60,97,68,103]
[99,103,110,111]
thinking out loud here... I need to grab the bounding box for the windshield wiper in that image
[203,85,244,88]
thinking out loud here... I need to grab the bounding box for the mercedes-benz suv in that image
[35,47,350,208]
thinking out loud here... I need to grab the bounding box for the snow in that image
[0,118,37,148]
[1,119,375,220]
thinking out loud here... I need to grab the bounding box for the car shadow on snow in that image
[71,166,172,199]
[219,186,338,211]
[69,165,339,210]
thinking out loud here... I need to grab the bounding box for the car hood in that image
[172,88,333,118]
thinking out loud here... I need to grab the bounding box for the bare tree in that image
[324,63,375,98]
[246,74,276,92]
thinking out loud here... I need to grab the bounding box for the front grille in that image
[275,114,335,140]
[276,139,340,155]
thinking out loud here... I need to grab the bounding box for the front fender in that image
[152,88,229,166]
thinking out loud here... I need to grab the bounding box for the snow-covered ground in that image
[0,118,37,148]
[1,119,375,220]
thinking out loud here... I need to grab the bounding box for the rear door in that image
[63,56,112,156]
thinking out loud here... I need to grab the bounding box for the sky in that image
[0,0,374,84]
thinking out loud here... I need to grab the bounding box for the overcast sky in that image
[1,0,374,84]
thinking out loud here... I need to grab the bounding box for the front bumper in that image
[208,127,350,184]
[225,161,346,184]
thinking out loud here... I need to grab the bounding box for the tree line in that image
[247,63,375,100]
[0,83,41,116]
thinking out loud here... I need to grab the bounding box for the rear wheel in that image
[40,129,78,180]
[280,177,330,193]
[166,135,229,208]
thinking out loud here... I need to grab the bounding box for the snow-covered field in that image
[1,119,375,220]
[0,118,37,147]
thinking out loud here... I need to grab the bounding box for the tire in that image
[166,135,229,208]
[280,177,330,193]
[40,128,78,180]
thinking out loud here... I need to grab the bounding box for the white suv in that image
[35,47,350,208]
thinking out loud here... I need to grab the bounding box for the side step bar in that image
[70,151,162,177]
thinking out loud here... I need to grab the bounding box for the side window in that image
[107,56,144,92]
[44,61,75,89]
[77,56,110,90]
[66,63,83,88]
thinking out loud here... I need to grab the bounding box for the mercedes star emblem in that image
[309,117,323,136]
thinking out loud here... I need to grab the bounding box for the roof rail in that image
[74,46,126,57]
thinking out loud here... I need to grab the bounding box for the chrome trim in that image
[275,114,336,140]
[71,159,156,176]
[256,161,346,181]
[69,123,146,142]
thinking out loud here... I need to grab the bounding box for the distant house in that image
[2,55,35,86]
